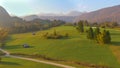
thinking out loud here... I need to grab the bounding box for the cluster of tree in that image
[7,19,65,34]
[43,30,69,39]
[99,22,119,28]
[90,22,120,28]
[76,20,90,33]
[76,20,111,44]
[75,20,120,28]
[86,27,111,44]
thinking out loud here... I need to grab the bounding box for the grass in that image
[0,57,60,68]
[109,29,120,64]
[5,26,120,68]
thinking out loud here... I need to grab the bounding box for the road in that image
[0,48,75,68]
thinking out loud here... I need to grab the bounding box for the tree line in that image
[10,19,65,34]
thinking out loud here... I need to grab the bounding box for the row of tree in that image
[74,20,120,28]
[9,19,65,34]
[91,22,119,28]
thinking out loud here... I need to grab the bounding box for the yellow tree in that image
[0,28,9,48]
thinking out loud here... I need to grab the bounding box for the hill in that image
[23,15,39,21]
[5,26,120,68]
[75,5,120,23]
[0,6,13,27]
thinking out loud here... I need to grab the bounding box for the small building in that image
[23,44,30,48]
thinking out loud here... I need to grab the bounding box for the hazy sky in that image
[0,0,120,16]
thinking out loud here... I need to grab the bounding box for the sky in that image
[0,0,120,16]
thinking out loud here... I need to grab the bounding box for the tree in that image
[94,27,100,40]
[0,29,9,63]
[92,22,98,27]
[104,30,111,43]
[84,20,89,26]
[53,30,57,36]
[65,33,69,37]
[0,28,9,48]
[96,30,111,44]
[87,27,94,40]
[76,21,84,33]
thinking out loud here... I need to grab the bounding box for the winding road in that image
[0,48,75,68]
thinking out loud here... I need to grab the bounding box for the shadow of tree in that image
[111,41,120,46]
[111,33,120,35]
[5,45,21,50]
[0,61,21,65]
[5,45,34,50]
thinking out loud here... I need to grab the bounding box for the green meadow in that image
[4,26,120,68]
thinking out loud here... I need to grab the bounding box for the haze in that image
[0,0,120,16]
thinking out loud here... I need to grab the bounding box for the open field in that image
[4,26,120,68]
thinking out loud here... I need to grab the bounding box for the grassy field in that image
[0,57,60,68]
[109,29,120,64]
[4,26,120,68]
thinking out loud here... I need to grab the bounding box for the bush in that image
[43,30,69,39]
[65,33,69,37]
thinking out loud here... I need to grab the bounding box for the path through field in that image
[0,48,75,68]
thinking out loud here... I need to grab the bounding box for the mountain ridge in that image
[75,5,120,23]
[22,11,84,22]
[0,6,13,27]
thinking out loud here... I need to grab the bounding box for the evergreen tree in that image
[105,31,111,43]
[84,20,89,26]
[87,27,94,40]
[94,27,100,40]
[76,21,84,33]
[53,30,57,36]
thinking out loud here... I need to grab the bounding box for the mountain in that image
[75,5,120,23]
[23,11,84,22]
[39,16,76,23]
[12,16,25,23]
[65,11,85,16]
[38,11,84,16]
[23,15,39,21]
[0,6,13,27]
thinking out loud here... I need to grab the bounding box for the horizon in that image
[0,0,120,16]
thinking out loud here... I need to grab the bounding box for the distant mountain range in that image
[23,11,85,22]
[75,5,120,23]
[0,5,120,27]
[38,11,84,16]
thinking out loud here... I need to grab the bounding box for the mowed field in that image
[0,57,60,68]
[5,26,120,68]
